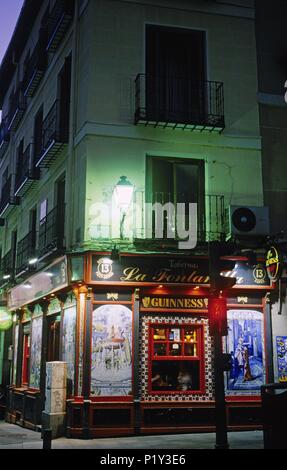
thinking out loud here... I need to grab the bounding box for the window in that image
[149,323,204,394]
[146,25,206,123]
[147,156,205,237]
[22,333,30,386]
[40,199,47,223]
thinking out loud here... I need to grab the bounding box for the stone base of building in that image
[41,411,66,439]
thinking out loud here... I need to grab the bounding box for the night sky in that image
[0,0,24,64]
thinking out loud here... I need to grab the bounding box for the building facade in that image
[255,0,287,386]
[0,0,273,437]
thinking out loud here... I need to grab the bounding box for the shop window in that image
[149,324,204,394]
[22,333,30,386]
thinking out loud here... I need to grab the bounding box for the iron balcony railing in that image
[14,144,40,196]
[1,249,14,277]
[132,192,226,244]
[6,83,26,132]
[0,175,19,216]
[45,0,75,53]
[88,191,226,245]
[0,119,10,159]
[135,74,225,132]
[22,28,48,97]
[38,205,65,258]
[16,230,37,274]
[34,99,69,168]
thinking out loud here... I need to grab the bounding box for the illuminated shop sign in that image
[265,246,282,282]
[141,296,208,309]
[91,255,271,287]
[8,257,68,310]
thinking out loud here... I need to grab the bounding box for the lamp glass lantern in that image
[113,176,134,239]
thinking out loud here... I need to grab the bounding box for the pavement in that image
[0,421,264,449]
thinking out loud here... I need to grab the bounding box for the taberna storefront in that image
[5,251,273,438]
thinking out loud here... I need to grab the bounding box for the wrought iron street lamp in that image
[114,176,134,239]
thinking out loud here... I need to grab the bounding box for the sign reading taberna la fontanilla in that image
[91,255,271,287]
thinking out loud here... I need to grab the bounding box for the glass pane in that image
[175,164,199,204]
[151,360,200,392]
[153,328,167,340]
[184,327,197,343]
[70,256,84,282]
[169,342,181,356]
[184,343,197,357]
[169,328,180,341]
[154,343,167,356]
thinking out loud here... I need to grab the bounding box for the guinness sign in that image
[91,255,271,287]
[141,296,208,310]
[266,246,282,282]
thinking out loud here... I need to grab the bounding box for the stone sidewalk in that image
[0,421,264,449]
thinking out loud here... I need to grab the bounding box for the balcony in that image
[34,100,69,168]
[16,231,37,275]
[135,74,225,133]
[22,29,48,98]
[38,206,65,258]
[0,175,20,217]
[45,0,75,53]
[0,250,14,280]
[0,119,10,160]
[6,84,26,132]
[87,191,226,249]
[14,144,40,197]
[133,192,226,249]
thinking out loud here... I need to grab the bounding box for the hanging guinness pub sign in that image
[266,246,283,282]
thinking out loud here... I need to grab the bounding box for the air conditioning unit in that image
[226,206,270,238]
